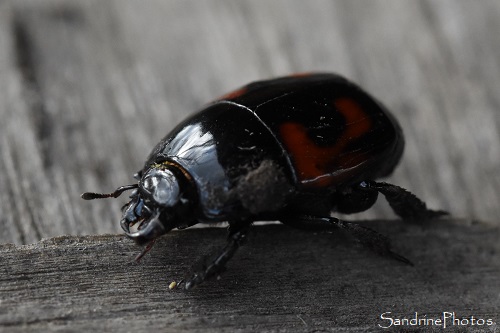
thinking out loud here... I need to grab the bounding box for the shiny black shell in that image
[144,73,404,220]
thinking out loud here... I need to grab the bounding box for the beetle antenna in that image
[81,184,139,200]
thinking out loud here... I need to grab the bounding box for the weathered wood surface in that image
[1,221,499,332]
[1,0,500,332]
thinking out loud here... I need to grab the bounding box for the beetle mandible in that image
[82,73,447,289]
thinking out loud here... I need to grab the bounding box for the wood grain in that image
[1,221,499,332]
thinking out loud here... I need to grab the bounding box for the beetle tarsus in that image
[388,250,414,266]
[184,221,250,290]
[281,215,413,266]
[361,181,448,221]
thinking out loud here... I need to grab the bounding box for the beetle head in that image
[82,163,196,246]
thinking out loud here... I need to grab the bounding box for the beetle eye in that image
[141,168,180,207]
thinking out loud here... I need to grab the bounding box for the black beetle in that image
[82,73,446,289]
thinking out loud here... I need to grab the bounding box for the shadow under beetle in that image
[82,73,447,289]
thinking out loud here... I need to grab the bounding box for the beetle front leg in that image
[281,215,412,265]
[184,220,251,290]
[360,181,448,220]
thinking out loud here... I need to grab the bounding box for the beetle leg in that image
[184,220,251,290]
[281,215,412,265]
[134,239,156,262]
[334,184,379,214]
[359,181,448,220]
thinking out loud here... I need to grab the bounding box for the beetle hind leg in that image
[281,215,412,265]
[184,220,251,290]
[360,181,448,221]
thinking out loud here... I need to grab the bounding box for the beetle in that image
[82,73,447,289]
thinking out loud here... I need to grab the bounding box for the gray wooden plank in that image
[1,0,499,244]
[1,221,499,332]
[0,2,51,245]
[2,1,144,243]
[0,221,500,332]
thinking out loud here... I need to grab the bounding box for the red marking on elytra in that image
[288,72,313,78]
[279,97,372,187]
[217,86,248,101]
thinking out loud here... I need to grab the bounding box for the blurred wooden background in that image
[0,0,499,331]
[0,0,499,244]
